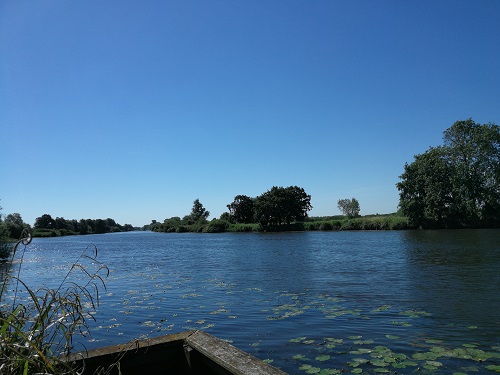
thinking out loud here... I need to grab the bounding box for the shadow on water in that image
[402,229,500,334]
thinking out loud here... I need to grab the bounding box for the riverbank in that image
[150,214,412,233]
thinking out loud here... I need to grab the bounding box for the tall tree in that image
[337,198,361,218]
[227,195,255,223]
[397,119,500,228]
[190,199,210,222]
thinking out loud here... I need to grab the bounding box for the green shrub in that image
[319,222,333,231]
[203,220,230,233]
[305,222,320,230]
[340,219,364,230]
[389,216,412,230]
[227,223,259,232]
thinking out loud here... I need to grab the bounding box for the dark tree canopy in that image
[337,198,360,218]
[227,195,255,224]
[34,214,55,229]
[397,119,500,228]
[254,186,312,231]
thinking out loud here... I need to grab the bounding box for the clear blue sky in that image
[1,1,499,227]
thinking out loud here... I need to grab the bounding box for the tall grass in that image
[0,230,109,375]
[305,216,412,231]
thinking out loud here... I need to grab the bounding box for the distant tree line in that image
[397,119,500,228]
[32,214,134,236]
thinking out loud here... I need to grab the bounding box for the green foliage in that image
[227,195,255,224]
[254,186,312,231]
[337,198,361,218]
[227,223,260,232]
[202,219,230,233]
[398,119,500,228]
[34,214,55,229]
[32,215,132,237]
[190,199,210,221]
[0,231,109,375]
[302,215,410,231]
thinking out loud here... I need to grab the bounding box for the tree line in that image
[0,209,135,244]
[32,214,135,236]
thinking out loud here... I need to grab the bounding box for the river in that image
[2,230,499,374]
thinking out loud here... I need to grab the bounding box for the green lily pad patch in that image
[315,355,330,361]
[354,339,374,345]
[293,354,309,361]
[299,364,321,374]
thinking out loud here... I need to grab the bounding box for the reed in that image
[0,230,109,375]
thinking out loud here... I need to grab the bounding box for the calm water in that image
[2,230,500,374]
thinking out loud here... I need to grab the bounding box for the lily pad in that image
[316,355,330,361]
[426,360,443,367]
[371,359,389,367]
[319,370,341,375]
[485,365,500,372]
[293,354,309,361]
[412,352,438,360]
[354,339,374,345]
[325,338,343,344]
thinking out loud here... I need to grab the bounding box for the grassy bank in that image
[304,214,412,231]
[151,214,413,234]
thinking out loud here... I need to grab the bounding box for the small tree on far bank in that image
[338,198,360,218]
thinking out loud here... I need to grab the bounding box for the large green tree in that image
[397,119,500,228]
[254,186,312,231]
[227,195,255,224]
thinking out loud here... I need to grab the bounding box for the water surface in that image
[3,230,499,374]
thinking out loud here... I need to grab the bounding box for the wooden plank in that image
[186,331,288,375]
[63,331,193,374]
